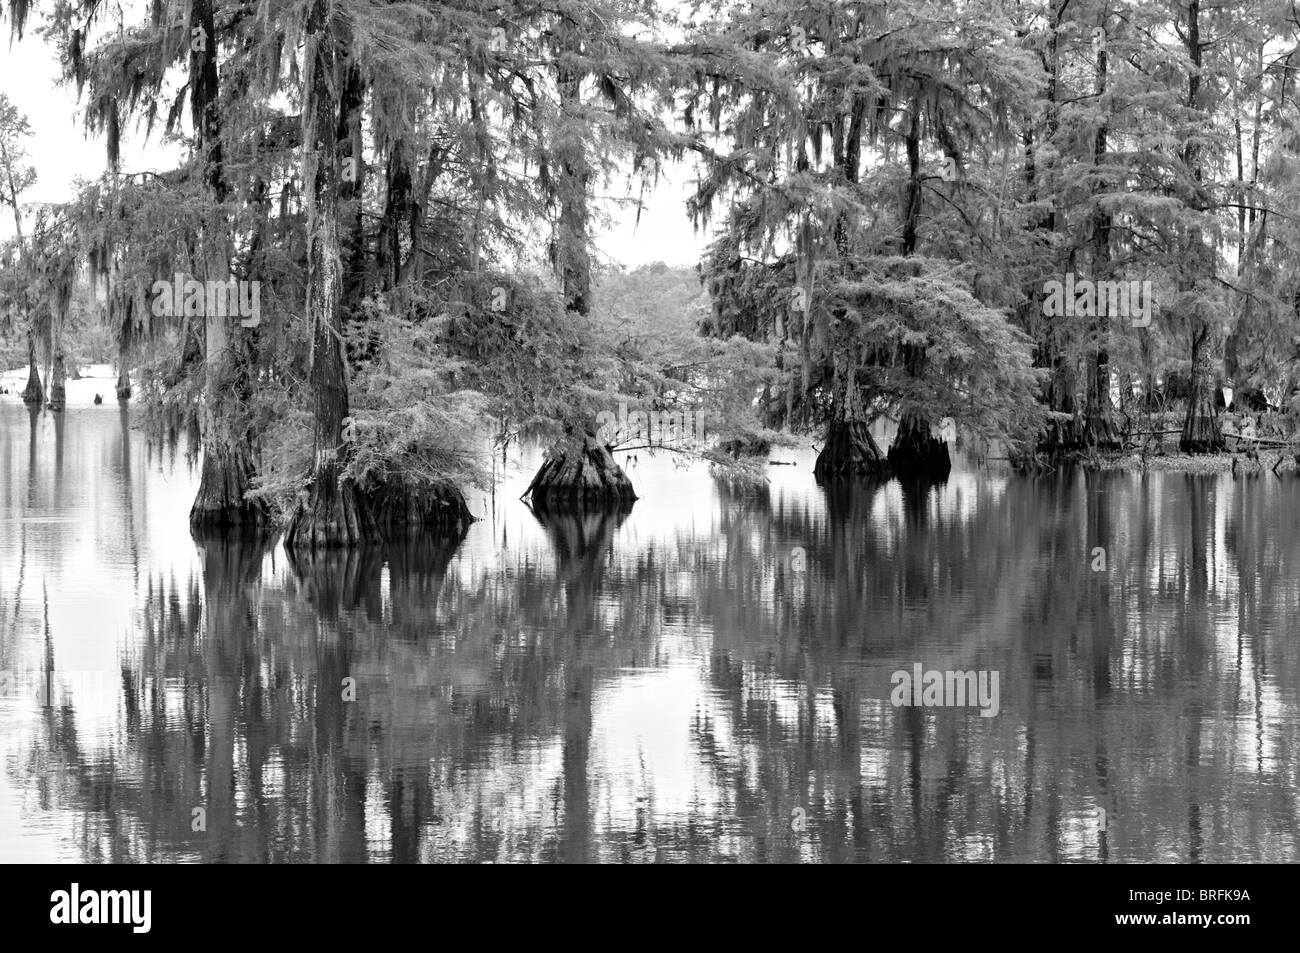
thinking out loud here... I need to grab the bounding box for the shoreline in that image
[1085,449,1296,473]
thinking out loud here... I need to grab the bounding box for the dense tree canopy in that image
[4,0,1300,543]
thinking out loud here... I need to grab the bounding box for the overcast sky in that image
[0,22,709,269]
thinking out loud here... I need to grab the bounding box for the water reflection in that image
[1,402,1298,862]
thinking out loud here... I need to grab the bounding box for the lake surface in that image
[1,395,1298,863]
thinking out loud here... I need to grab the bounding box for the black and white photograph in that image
[0,0,1290,914]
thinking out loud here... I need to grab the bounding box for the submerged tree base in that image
[814,419,890,482]
[48,355,67,412]
[887,414,951,480]
[190,449,270,531]
[525,435,637,509]
[115,371,131,401]
[1038,361,1082,458]
[1081,412,1122,451]
[362,474,476,537]
[1180,398,1225,454]
[283,462,381,549]
[22,365,43,406]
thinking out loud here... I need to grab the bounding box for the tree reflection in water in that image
[2,411,1299,862]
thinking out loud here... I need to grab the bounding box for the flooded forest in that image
[1,0,1299,865]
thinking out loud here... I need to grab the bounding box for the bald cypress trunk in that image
[814,418,889,481]
[338,61,367,309]
[888,324,951,478]
[888,413,951,480]
[524,19,633,509]
[1042,355,1081,454]
[886,101,950,480]
[3,133,40,408]
[1177,0,1223,455]
[526,432,637,510]
[1180,324,1223,453]
[812,87,881,482]
[47,351,66,412]
[1082,348,1120,450]
[189,218,266,527]
[1082,29,1120,451]
[363,475,475,536]
[187,0,268,530]
[191,440,266,528]
[815,358,889,480]
[283,2,379,549]
[114,275,131,400]
[376,145,410,291]
[1031,2,1079,460]
[21,333,42,406]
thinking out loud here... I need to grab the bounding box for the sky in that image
[0,21,710,269]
